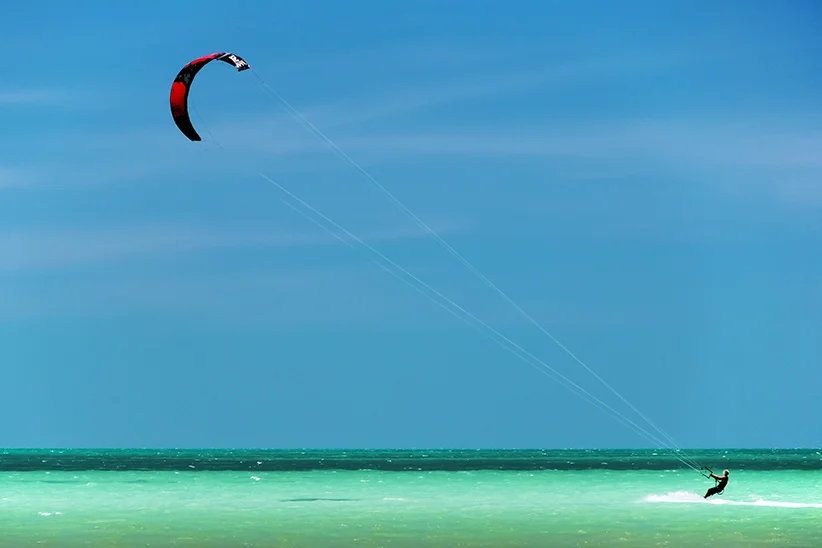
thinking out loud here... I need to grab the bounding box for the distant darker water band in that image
[1,449,820,472]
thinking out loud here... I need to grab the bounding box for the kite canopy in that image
[170,52,250,141]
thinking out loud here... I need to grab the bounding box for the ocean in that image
[1,449,820,547]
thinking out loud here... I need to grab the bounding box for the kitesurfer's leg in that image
[704,486,721,499]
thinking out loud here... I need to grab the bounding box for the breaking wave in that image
[643,491,822,509]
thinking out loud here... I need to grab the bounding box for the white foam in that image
[643,491,822,509]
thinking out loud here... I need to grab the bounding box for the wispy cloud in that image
[193,118,822,213]
[355,122,822,206]
[0,265,465,326]
[263,38,683,89]
[219,49,700,141]
[0,218,470,272]
[13,114,822,207]
[0,89,77,105]
[7,44,819,208]
[264,40,509,80]
[243,120,822,204]
[275,120,822,167]
[766,179,822,207]
[3,48,702,187]
[0,167,32,188]
[0,253,636,330]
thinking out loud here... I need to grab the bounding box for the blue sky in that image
[1,0,820,449]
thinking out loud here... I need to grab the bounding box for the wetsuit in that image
[704,475,728,498]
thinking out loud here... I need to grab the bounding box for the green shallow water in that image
[1,449,821,547]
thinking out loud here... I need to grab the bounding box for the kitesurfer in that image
[703,469,729,498]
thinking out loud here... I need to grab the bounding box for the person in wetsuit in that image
[704,469,729,498]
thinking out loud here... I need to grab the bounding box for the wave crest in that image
[643,491,822,508]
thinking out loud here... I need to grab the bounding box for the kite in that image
[169,52,250,141]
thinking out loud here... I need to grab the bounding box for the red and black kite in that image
[170,52,250,141]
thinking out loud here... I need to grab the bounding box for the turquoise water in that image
[2,449,821,546]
